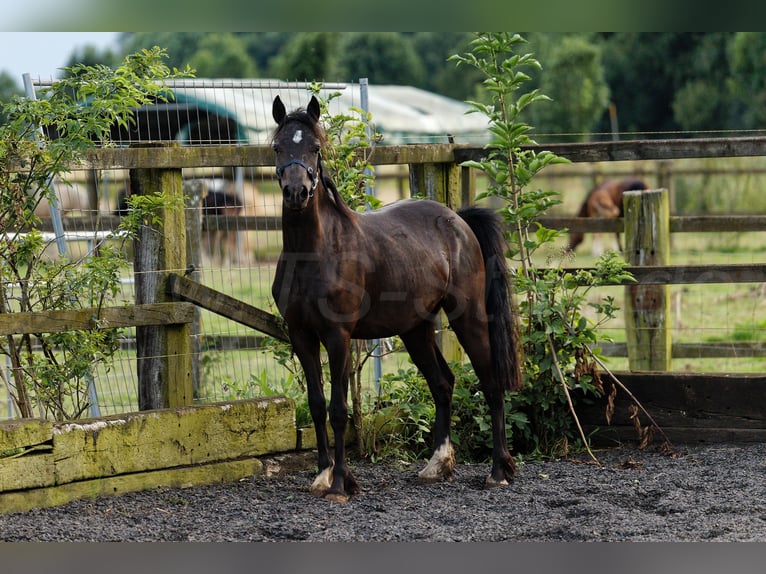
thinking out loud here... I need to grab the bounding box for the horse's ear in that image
[307,95,321,123]
[272,96,286,125]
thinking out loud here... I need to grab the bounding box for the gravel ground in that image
[1,442,764,542]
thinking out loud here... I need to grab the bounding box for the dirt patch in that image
[1,443,764,541]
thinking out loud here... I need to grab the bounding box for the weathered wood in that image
[627,264,766,285]
[51,397,295,484]
[453,136,766,164]
[0,451,55,491]
[57,136,766,172]
[0,396,298,513]
[0,302,195,336]
[37,212,766,236]
[77,143,458,171]
[536,215,766,233]
[578,371,766,444]
[623,189,671,371]
[166,273,289,342]
[408,161,462,207]
[0,419,53,452]
[601,341,766,358]
[131,147,193,410]
[0,458,264,514]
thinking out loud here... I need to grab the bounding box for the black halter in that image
[275,153,321,196]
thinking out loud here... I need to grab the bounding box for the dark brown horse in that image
[567,178,648,253]
[270,95,521,502]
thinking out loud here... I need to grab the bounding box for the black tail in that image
[458,206,522,392]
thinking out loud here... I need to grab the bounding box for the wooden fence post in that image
[623,188,672,371]
[409,162,462,208]
[131,143,193,410]
[409,161,464,362]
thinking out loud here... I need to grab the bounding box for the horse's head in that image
[272,95,325,212]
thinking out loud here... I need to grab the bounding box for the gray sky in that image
[0,32,120,85]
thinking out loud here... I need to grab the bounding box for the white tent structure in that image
[161,79,491,146]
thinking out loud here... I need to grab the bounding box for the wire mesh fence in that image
[4,78,766,421]
[3,78,458,421]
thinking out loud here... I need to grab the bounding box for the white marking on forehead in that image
[292,129,303,144]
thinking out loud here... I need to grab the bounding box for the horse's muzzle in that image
[282,184,312,211]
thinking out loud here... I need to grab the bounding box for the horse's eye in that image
[313,145,321,154]
[272,145,281,153]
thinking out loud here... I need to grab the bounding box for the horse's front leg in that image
[290,331,335,496]
[322,332,361,503]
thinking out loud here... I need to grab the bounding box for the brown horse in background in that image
[566,178,648,254]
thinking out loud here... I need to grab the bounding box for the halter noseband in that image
[275,155,321,195]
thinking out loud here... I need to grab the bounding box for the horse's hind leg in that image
[400,321,456,482]
[448,306,516,487]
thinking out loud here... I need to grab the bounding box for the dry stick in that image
[587,347,673,446]
[546,333,600,465]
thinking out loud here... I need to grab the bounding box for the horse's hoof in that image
[416,473,444,484]
[484,475,509,489]
[309,465,333,497]
[323,492,350,503]
[418,441,455,483]
[309,484,327,497]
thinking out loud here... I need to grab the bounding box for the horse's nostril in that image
[300,188,309,200]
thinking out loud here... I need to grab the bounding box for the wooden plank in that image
[601,341,766,358]
[0,419,53,452]
[0,458,264,514]
[35,213,766,235]
[0,302,195,336]
[578,371,766,445]
[536,215,766,233]
[65,136,766,172]
[77,143,458,171]
[627,264,766,285]
[0,453,55,491]
[533,264,766,286]
[454,136,766,164]
[52,397,296,484]
[585,425,766,446]
[166,273,289,342]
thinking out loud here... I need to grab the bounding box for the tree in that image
[530,35,610,141]
[188,33,258,79]
[63,44,120,73]
[118,33,209,72]
[595,33,717,137]
[411,32,480,100]
[334,33,424,85]
[0,72,23,124]
[241,33,294,75]
[269,32,337,81]
[729,32,766,129]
